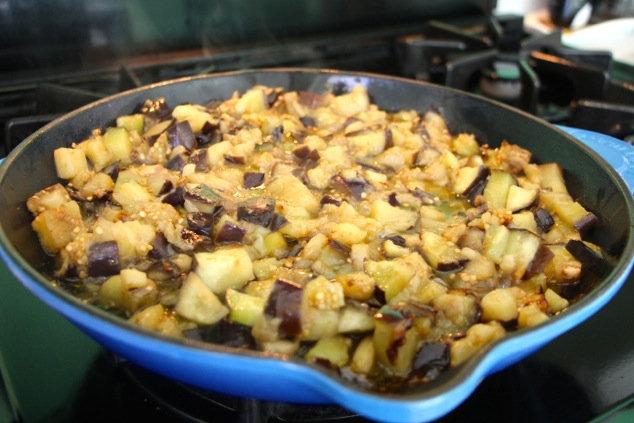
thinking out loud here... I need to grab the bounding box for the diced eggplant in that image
[140,98,171,120]
[420,231,468,272]
[499,229,542,280]
[148,233,170,260]
[483,170,516,210]
[88,241,121,277]
[505,185,539,212]
[243,172,265,189]
[264,278,304,338]
[384,129,394,150]
[188,150,208,171]
[164,153,187,171]
[565,239,607,275]
[144,119,173,146]
[387,192,400,207]
[299,116,317,128]
[237,196,276,227]
[411,342,450,379]
[226,288,265,327]
[194,247,254,294]
[266,87,283,107]
[305,335,351,368]
[224,154,246,165]
[167,121,197,151]
[373,306,419,376]
[269,213,289,232]
[411,187,436,205]
[534,207,555,232]
[457,227,485,251]
[187,212,215,236]
[180,227,206,247]
[215,220,247,244]
[452,165,490,197]
[158,180,173,196]
[552,200,598,234]
[525,244,555,278]
[320,195,342,207]
[184,185,223,214]
[269,125,283,143]
[197,121,222,146]
[102,160,120,182]
[161,185,185,206]
[292,146,320,168]
[298,91,323,109]
[331,174,372,201]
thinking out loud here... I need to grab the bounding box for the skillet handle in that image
[558,126,634,195]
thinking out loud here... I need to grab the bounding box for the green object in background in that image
[0,261,102,423]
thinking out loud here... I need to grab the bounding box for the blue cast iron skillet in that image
[0,69,632,423]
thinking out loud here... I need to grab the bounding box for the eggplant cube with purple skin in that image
[374,306,420,376]
[420,231,469,272]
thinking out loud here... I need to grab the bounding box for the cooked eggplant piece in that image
[298,91,323,108]
[184,185,223,214]
[411,187,436,205]
[498,229,542,280]
[188,150,208,171]
[269,125,283,143]
[148,233,170,260]
[533,207,555,232]
[320,195,342,207]
[187,212,215,236]
[215,221,247,244]
[264,278,304,338]
[452,165,490,197]
[88,241,121,277]
[483,170,516,210]
[565,239,607,275]
[166,121,197,151]
[180,227,206,247]
[506,185,539,212]
[243,172,265,189]
[102,160,120,182]
[411,342,450,379]
[552,200,598,235]
[373,306,419,376]
[525,244,555,278]
[331,175,372,201]
[197,121,222,146]
[226,288,265,327]
[420,231,469,272]
[224,154,246,165]
[292,145,320,168]
[161,185,185,206]
[140,98,171,120]
[164,153,187,171]
[237,196,276,227]
[269,213,289,232]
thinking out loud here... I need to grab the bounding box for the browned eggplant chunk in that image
[237,196,276,227]
[534,207,555,232]
[88,241,121,277]
[243,172,265,189]
[214,221,247,244]
[167,121,197,151]
[264,278,304,338]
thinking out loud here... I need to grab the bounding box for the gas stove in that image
[1,9,633,158]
